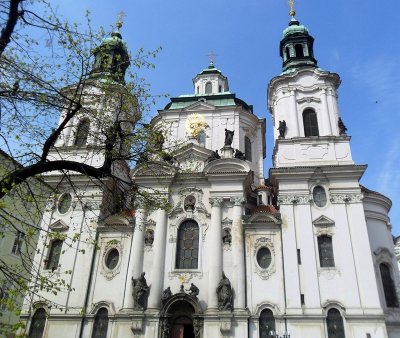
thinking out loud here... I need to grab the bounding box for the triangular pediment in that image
[132,161,176,177]
[182,100,216,111]
[174,143,214,173]
[49,220,69,232]
[312,215,335,226]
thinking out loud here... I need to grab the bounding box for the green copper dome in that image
[283,19,309,37]
[90,31,130,83]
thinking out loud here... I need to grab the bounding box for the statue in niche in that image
[338,117,347,135]
[217,271,233,311]
[277,120,286,138]
[132,272,149,310]
[224,129,234,147]
[188,283,200,298]
[161,286,172,304]
[222,228,232,246]
[144,229,154,246]
[234,149,246,160]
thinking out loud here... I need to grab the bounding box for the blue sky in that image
[50,0,400,234]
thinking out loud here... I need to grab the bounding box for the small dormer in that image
[192,61,229,95]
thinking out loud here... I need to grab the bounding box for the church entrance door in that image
[171,316,194,338]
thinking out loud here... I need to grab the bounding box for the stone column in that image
[289,90,300,137]
[208,197,223,310]
[124,207,146,308]
[231,197,246,309]
[148,208,168,309]
[320,88,332,135]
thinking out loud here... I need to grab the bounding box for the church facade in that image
[20,13,400,338]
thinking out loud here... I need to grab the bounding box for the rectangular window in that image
[300,294,305,305]
[318,235,335,267]
[11,231,25,255]
[297,249,302,265]
[45,240,63,271]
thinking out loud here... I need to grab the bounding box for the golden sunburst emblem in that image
[185,113,208,138]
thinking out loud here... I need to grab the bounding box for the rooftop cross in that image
[207,51,217,66]
[116,11,125,31]
[288,0,296,18]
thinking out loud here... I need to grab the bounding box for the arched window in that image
[318,235,335,267]
[205,82,212,94]
[326,308,345,338]
[380,263,399,307]
[313,186,327,207]
[92,308,109,338]
[45,239,63,271]
[29,308,46,338]
[198,131,206,147]
[175,220,199,269]
[74,119,90,146]
[285,47,290,60]
[303,109,319,137]
[259,309,275,338]
[245,136,252,161]
[295,44,304,57]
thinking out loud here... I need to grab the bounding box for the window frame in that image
[91,307,109,338]
[11,230,25,256]
[259,308,276,338]
[28,308,47,338]
[74,118,90,146]
[175,219,200,270]
[303,108,319,137]
[326,308,346,338]
[313,185,328,208]
[205,81,212,94]
[45,239,63,271]
[244,136,252,161]
[318,235,335,268]
[379,263,399,308]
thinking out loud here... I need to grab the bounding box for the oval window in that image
[105,249,119,270]
[313,186,327,207]
[58,193,72,214]
[257,247,272,269]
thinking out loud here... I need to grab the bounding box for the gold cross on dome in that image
[207,51,217,64]
[116,11,125,30]
[288,0,296,17]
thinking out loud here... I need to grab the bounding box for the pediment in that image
[244,213,281,225]
[182,100,216,112]
[312,215,335,226]
[104,215,131,227]
[132,161,176,177]
[204,158,250,175]
[49,220,69,232]
[174,143,214,173]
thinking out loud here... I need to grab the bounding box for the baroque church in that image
[20,8,400,338]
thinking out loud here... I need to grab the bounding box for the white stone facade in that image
[20,20,400,338]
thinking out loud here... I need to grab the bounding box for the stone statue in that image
[161,286,172,303]
[145,229,154,246]
[277,120,286,138]
[217,271,233,311]
[179,284,185,293]
[222,228,232,246]
[224,129,234,147]
[234,149,246,160]
[338,117,347,135]
[207,150,221,162]
[132,272,149,310]
[188,283,199,298]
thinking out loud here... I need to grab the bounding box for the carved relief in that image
[318,268,341,279]
[100,240,122,280]
[253,237,276,280]
[168,271,203,282]
[330,193,363,204]
[300,144,329,159]
[278,194,312,205]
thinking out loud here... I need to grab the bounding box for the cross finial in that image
[116,11,125,31]
[207,51,217,66]
[288,0,296,18]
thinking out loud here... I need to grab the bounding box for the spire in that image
[279,3,317,73]
[89,14,130,83]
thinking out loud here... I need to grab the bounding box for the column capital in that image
[209,197,224,207]
[230,196,246,206]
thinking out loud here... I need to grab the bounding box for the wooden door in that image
[171,324,184,338]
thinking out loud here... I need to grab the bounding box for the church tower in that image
[268,6,400,338]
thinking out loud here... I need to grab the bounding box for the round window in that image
[58,193,72,214]
[105,249,119,270]
[313,186,327,207]
[256,247,272,269]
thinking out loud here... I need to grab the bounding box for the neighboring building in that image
[18,12,400,338]
[0,150,50,338]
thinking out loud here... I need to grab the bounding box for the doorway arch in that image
[159,293,203,338]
